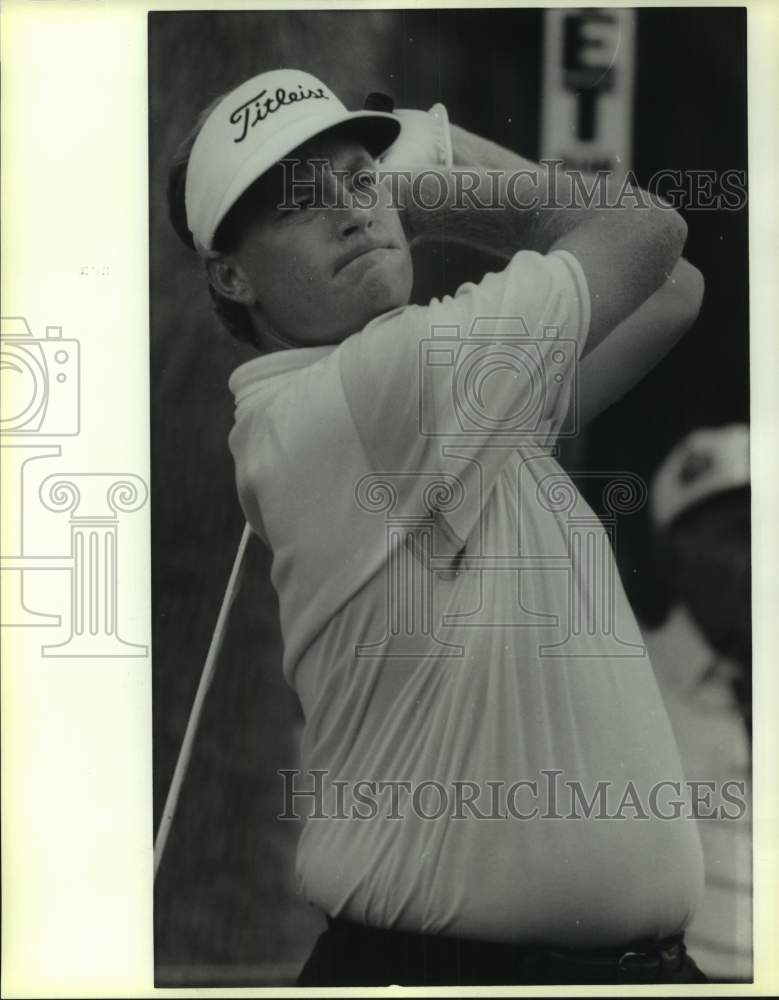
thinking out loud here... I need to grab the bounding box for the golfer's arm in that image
[405,125,688,356]
[450,123,540,173]
[574,258,705,426]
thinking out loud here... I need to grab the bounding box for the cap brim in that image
[323,110,402,158]
[208,109,401,250]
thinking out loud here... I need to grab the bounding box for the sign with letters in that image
[540,8,637,178]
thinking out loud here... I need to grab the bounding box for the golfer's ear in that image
[205,255,256,306]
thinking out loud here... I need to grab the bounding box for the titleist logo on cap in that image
[229,84,330,143]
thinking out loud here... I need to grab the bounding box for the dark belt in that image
[543,936,687,979]
[326,917,689,984]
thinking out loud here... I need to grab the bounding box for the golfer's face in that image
[234,133,413,346]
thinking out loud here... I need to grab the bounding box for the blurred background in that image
[150,7,748,986]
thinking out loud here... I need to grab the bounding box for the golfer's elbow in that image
[644,257,704,358]
[668,208,689,269]
[667,205,689,256]
[645,203,688,285]
[668,257,705,323]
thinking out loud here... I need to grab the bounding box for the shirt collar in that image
[228,345,336,405]
[227,304,409,405]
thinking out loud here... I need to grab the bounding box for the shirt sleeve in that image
[338,249,591,543]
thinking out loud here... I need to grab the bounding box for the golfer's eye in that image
[277,184,319,213]
[292,192,316,210]
[351,167,378,192]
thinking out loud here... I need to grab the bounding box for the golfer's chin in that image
[354,257,412,317]
[319,276,410,344]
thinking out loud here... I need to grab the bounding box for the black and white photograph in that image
[5,2,778,997]
[147,5,757,989]
[149,7,752,986]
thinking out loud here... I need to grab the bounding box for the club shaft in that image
[153,521,252,879]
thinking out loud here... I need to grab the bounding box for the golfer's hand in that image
[380,105,453,170]
[385,168,427,247]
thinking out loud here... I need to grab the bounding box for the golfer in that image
[169,69,707,986]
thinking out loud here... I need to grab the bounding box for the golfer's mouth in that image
[335,244,396,274]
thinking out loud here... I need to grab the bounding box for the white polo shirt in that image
[229,250,704,947]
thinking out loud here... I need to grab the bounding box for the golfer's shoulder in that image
[459,249,589,317]
[338,250,586,384]
[424,249,589,329]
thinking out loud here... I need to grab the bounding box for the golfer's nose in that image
[329,175,373,237]
[337,197,373,238]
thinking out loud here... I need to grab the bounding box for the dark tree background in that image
[150,8,748,985]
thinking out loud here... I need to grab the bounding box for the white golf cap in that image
[650,423,750,529]
[185,69,401,253]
